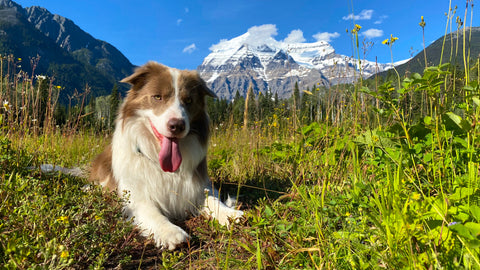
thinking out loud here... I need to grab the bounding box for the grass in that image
[1,3,480,269]
[0,136,134,269]
[2,99,479,268]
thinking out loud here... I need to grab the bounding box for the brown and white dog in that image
[89,61,243,250]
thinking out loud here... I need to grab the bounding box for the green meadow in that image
[1,7,480,270]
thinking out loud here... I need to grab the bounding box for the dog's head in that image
[120,61,216,172]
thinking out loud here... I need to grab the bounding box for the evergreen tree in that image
[232,90,245,125]
[35,77,50,127]
[109,83,120,128]
[206,97,214,122]
[85,95,96,128]
[300,86,315,123]
[219,98,231,123]
[207,97,230,125]
[53,104,67,126]
[257,91,265,120]
[274,91,279,108]
[258,90,274,120]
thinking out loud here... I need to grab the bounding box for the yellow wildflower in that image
[60,250,69,259]
[419,16,426,28]
[57,216,69,224]
[382,35,399,46]
[3,100,10,112]
[351,24,362,34]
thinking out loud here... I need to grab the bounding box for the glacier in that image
[198,27,398,100]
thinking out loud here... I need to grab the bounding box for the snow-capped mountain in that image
[197,28,394,100]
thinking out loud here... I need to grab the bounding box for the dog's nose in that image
[167,118,186,135]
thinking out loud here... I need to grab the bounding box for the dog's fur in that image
[89,62,243,250]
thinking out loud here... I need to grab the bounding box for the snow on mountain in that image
[198,25,395,100]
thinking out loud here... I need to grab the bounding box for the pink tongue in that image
[159,137,182,172]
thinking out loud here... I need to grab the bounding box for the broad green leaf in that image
[449,223,475,240]
[470,205,480,222]
[455,212,472,223]
[464,222,480,236]
[449,187,476,201]
[453,137,468,148]
[412,73,422,80]
[423,153,433,162]
[397,87,407,94]
[424,116,432,125]
[473,97,480,107]
[446,112,462,127]
[464,85,475,91]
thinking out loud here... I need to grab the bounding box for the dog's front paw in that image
[153,224,189,250]
[217,208,244,226]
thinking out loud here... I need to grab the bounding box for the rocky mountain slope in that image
[0,0,134,102]
[24,5,133,81]
[374,26,480,79]
[197,29,394,100]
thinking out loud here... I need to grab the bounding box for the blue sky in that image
[14,0,476,70]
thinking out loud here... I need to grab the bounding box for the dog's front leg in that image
[195,159,243,225]
[126,201,189,250]
[203,186,243,226]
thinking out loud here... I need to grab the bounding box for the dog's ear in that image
[202,84,217,99]
[121,61,164,90]
[197,75,217,99]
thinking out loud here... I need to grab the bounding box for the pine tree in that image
[35,77,50,127]
[300,86,315,123]
[232,90,245,125]
[274,91,279,108]
[258,90,274,119]
[53,104,67,126]
[85,95,96,128]
[109,83,120,128]
[293,81,300,111]
[207,97,230,125]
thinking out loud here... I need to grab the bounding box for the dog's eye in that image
[184,97,192,104]
[152,95,162,101]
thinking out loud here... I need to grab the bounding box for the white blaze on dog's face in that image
[120,62,216,172]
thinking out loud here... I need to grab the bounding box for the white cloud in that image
[313,32,340,42]
[342,9,374,21]
[210,24,341,52]
[210,24,280,51]
[361,28,383,39]
[182,43,197,53]
[244,24,278,45]
[176,19,183,25]
[283,29,306,43]
[209,39,228,51]
[374,15,388,24]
